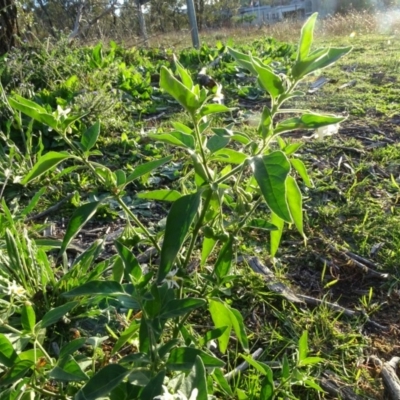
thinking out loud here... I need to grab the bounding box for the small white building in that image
[238,0,334,25]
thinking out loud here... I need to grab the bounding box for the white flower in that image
[7,281,26,297]
[154,386,198,400]
[313,123,340,139]
[162,269,181,289]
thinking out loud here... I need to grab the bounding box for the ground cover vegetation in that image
[0,10,400,400]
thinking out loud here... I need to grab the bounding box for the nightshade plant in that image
[2,13,351,399]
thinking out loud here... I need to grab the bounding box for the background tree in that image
[0,0,19,54]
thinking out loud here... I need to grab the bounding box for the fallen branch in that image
[320,370,365,400]
[382,357,400,400]
[224,348,263,381]
[26,193,75,222]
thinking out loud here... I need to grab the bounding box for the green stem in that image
[182,189,213,270]
[214,163,245,185]
[61,132,161,252]
[192,115,212,182]
[35,339,54,366]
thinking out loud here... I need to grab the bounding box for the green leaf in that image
[81,121,100,152]
[181,356,208,400]
[0,360,33,387]
[139,317,150,354]
[49,355,88,382]
[241,354,271,376]
[298,330,308,362]
[207,135,230,154]
[137,190,181,202]
[229,307,249,352]
[8,95,58,129]
[199,326,228,347]
[291,159,313,188]
[286,176,304,237]
[270,212,284,257]
[201,236,217,266]
[212,149,247,164]
[166,347,224,371]
[112,320,140,355]
[213,237,233,281]
[299,356,325,367]
[126,156,173,184]
[59,338,86,359]
[39,302,78,329]
[115,241,142,281]
[63,281,125,297]
[293,46,352,79]
[139,370,165,400]
[75,364,129,400]
[252,61,284,99]
[246,219,278,231]
[227,48,258,75]
[212,368,234,396]
[200,104,230,117]
[174,56,194,89]
[22,151,70,185]
[208,299,248,353]
[275,113,345,134]
[0,334,19,368]
[297,13,318,62]
[260,371,274,400]
[161,298,206,319]
[21,303,36,333]
[60,201,101,255]
[148,133,193,149]
[251,152,291,222]
[160,66,199,113]
[157,192,201,282]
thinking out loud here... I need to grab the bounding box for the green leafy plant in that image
[1,13,351,399]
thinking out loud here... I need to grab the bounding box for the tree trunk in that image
[0,0,19,55]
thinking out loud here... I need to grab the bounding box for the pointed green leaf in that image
[166,347,224,370]
[148,133,192,149]
[160,67,199,113]
[115,241,142,281]
[207,135,230,154]
[49,355,89,382]
[137,190,181,202]
[59,338,86,359]
[21,303,36,333]
[75,364,129,400]
[227,48,258,75]
[293,46,352,79]
[297,13,318,61]
[246,219,278,231]
[229,307,249,352]
[201,236,217,266]
[81,121,100,152]
[0,334,19,368]
[161,298,206,319]
[299,356,325,367]
[112,320,140,355]
[63,281,125,297]
[0,360,33,387]
[252,62,284,99]
[270,212,284,257]
[139,370,165,400]
[60,201,101,255]
[251,152,291,222]
[212,149,248,164]
[174,56,193,89]
[126,156,172,184]
[200,104,230,117]
[181,356,208,400]
[22,151,70,185]
[298,330,308,362]
[275,113,345,134]
[213,237,233,281]
[291,159,313,188]
[39,302,78,329]
[8,95,58,129]
[157,192,201,282]
[286,176,304,237]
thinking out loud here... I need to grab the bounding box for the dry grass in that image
[145,9,400,49]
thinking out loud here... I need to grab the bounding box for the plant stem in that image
[192,114,212,181]
[182,189,213,270]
